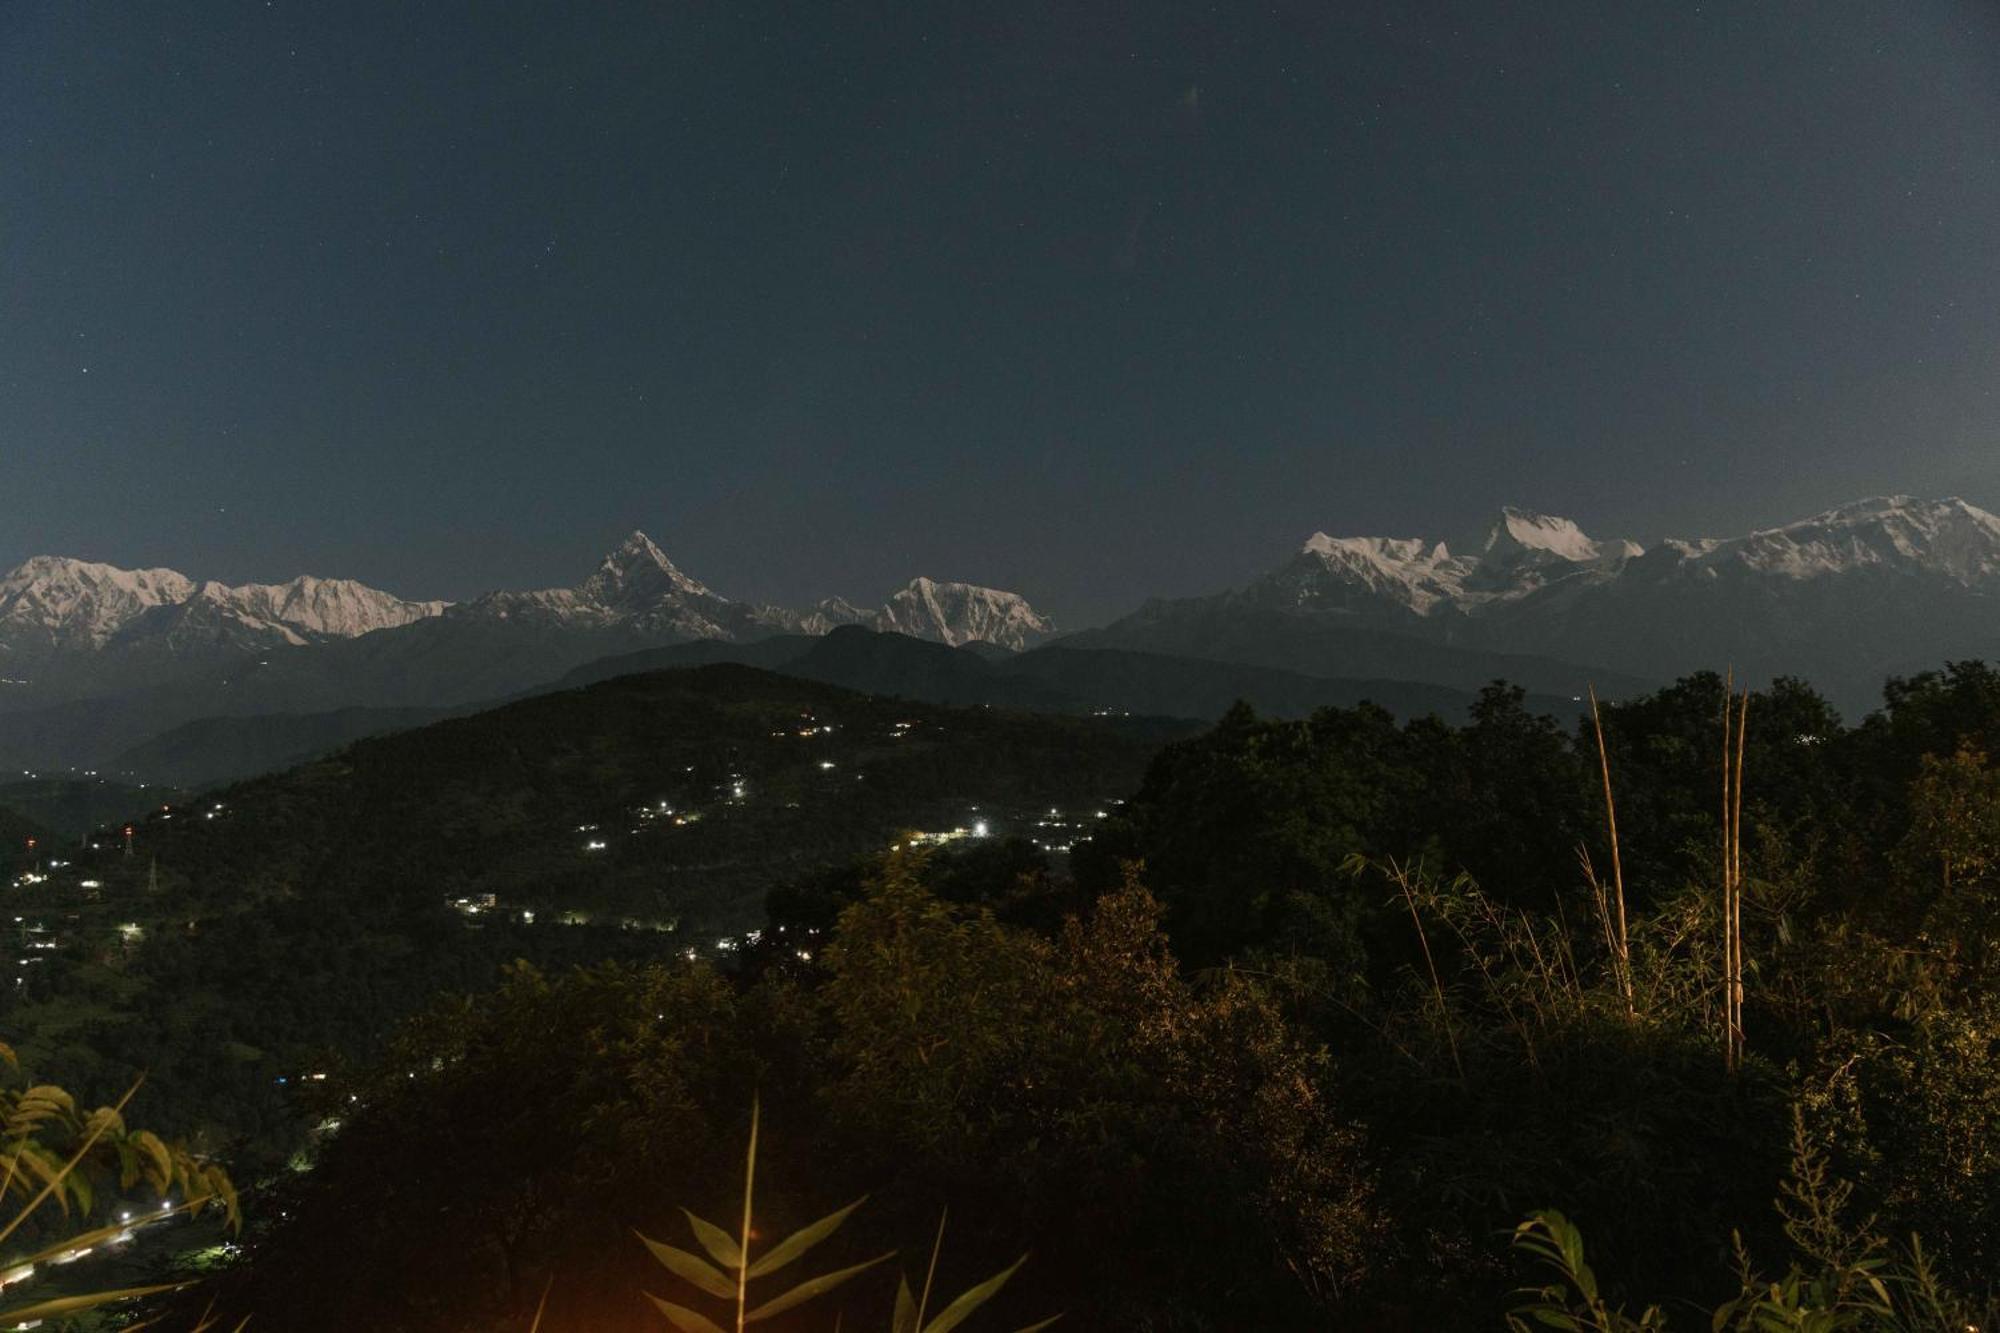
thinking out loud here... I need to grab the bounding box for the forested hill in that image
[132,663,1180,923]
[7,665,1183,1164]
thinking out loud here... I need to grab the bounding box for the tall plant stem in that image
[736,1096,759,1333]
[1721,672,1734,1071]
[1394,861,1463,1081]
[1731,689,1750,1068]
[1588,686,1633,1017]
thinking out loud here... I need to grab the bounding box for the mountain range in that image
[4,494,1997,780]
[1077,495,2000,711]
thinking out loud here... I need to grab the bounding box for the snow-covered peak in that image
[815,595,872,623]
[224,576,449,638]
[1259,507,1642,618]
[0,557,198,649]
[1,557,197,652]
[873,577,1055,650]
[793,595,874,635]
[0,554,447,655]
[447,530,773,643]
[1673,495,2000,584]
[1283,533,1473,615]
[580,531,715,606]
[1482,507,1643,564]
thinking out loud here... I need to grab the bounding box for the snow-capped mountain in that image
[0,533,1056,712]
[1082,495,2000,714]
[871,577,1056,650]
[1251,535,1475,618]
[0,555,444,657]
[797,596,875,636]
[1241,506,1643,621]
[6,497,1989,772]
[444,531,799,641]
[0,532,1062,769]
[440,535,1055,650]
[1468,508,1644,596]
[1647,495,2000,586]
[0,557,197,652]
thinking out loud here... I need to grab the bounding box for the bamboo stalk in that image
[1732,689,1750,1067]
[1588,687,1634,1017]
[1717,675,1751,1071]
[735,1096,759,1333]
[1721,672,1736,1071]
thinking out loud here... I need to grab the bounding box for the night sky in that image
[5,2,1998,626]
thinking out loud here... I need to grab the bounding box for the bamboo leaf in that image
[184,1293,220,1332]
[644,1292,728,1333]
[0,1281,191,1322]
[1522,1311,1580,1330]
[922,1254,1027,1333]
[742,1252,892,1323]
[131,1130,174,1195]
[635,1231,736,1299]
[83,1104,126,1142]
[680,1207,743,1271]
[10,1200,201,1269]
[0,1076,140,1250]
[745,1196,866,1279]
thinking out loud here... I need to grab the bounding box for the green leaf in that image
[746,1196,867,1278]
[680,1208,743,1271]
[923,1254,1027,1333]
[894,1276,918,1333]
[635,1231,736,1299]
[743,1252,892,1323]
[643,1293,728,1333]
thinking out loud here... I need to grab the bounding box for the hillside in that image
[565,626,1584,724]
[6,665,1180,1163]
[106,627,1583,788]
[0,775,177,839]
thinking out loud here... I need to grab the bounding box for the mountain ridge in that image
[7,495,2000,768]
